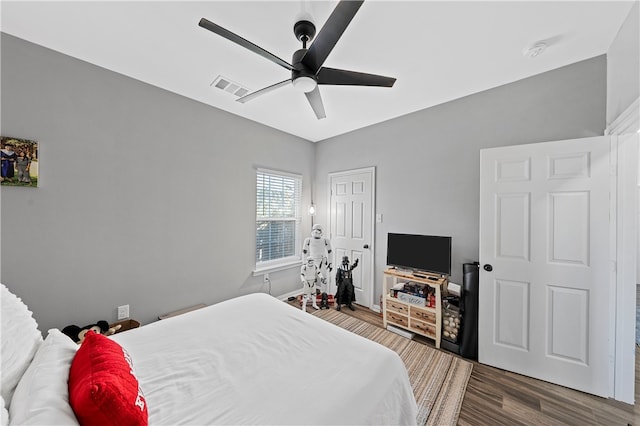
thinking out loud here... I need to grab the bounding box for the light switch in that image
[376,213,383,223]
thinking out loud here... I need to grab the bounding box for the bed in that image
[1,284,417,425]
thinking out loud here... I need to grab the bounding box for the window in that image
[255,169,302,268]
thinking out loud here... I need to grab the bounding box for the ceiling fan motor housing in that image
[291,48,317,92]
[292,49,315,79]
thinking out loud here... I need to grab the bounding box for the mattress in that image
[111,293,417,425]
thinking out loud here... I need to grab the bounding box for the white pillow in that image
[9,329,79,426]
[1,284,43,410]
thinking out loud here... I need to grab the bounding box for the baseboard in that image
[386,324,415,339]
[276,289,300,301]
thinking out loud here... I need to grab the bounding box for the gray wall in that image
[606,1,639,125]
[1,29,623,330]
[314,56,607,304]
[0,34,315,333]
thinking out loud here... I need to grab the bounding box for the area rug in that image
[313,309,473,426]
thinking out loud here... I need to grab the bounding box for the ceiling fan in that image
[199,0,396,120]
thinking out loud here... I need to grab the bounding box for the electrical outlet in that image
[263,273,270,283]
[117,304,129,320]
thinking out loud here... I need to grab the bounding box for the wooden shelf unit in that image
[382,268,447,348]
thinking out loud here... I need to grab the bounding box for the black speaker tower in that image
[459,262,479,359]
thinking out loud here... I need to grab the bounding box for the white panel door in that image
[329,168,374,307]
[479,136,611,397]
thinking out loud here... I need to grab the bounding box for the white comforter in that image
[112,293,417,425]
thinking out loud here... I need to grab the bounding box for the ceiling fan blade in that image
[199,18,294,71]
[317,67,396,87]
[301,0,364,73]
[304,87,326,120]
[236,80,291,103]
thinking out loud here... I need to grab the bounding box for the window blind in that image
[256,169,302,265]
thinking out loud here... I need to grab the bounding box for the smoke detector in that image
[524,42,547,58]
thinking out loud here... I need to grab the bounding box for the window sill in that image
[253,258,302,276]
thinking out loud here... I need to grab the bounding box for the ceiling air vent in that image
[211,75,250,98]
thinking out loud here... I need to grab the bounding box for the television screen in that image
[386,233,451,276]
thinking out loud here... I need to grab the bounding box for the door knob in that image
[363,244,369,249]
[483,264,493,272]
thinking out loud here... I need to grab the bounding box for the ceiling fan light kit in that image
[292,76,317,93]
[199,0,396,120]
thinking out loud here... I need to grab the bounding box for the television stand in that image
[382,268,448,348]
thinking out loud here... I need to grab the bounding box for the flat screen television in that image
[386,233,452,276]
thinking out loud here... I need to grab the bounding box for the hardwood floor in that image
[289,299,639,425]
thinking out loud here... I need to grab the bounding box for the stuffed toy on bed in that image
[62,320,121,344]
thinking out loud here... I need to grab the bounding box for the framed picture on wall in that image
[1,136,38,187]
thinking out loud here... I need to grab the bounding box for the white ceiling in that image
[1,1,635,142]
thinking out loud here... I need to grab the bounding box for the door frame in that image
[604,97,639,403]
[327,167,376,309]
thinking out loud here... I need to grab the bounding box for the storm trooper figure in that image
[300,256,325,311]
[302,224,333,293]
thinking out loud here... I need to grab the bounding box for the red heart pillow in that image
[68,330,148,426]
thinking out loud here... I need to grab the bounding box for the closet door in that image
[329,167,375,308]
